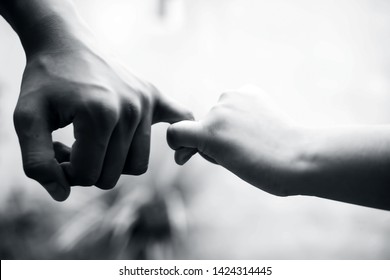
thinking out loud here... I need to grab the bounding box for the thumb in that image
[167,120,203,150]
[167,120,204,165]
[153,93,194,124]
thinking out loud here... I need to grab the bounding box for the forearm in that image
[0,0,93,58]
[293,125,390,210]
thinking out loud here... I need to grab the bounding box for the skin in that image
[0,0,193,201]
[1,1,388,210]
[168,85,390,211]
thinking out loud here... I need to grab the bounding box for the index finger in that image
[61,102,118,186]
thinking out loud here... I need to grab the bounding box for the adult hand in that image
[13,26,192,202]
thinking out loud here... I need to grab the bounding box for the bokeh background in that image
[1,0,390,259]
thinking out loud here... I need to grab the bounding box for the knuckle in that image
[81,89,121,127]
[127,80,155,111]
[93,100,120,124]
[123,101,142,124]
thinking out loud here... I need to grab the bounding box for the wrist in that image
[272,125,317,197]
[4,0,95,59]
[283,126,323,197]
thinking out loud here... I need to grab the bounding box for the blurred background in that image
[1,0,390,259]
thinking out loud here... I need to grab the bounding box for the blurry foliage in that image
[0,190,62,259]
[0,176,189,259]
[56,179,188,260]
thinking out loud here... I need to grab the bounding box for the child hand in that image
[167,85,304,196]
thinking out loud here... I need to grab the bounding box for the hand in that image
[14,39,192,201]
[167,85,304,196]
